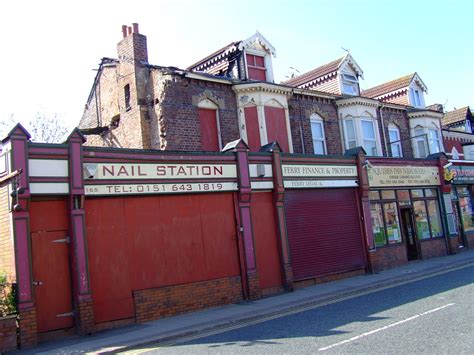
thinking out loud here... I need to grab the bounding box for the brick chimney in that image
[117,23,148,64]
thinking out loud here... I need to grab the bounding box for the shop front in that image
[367,162,448,271]
[447,163,474,248]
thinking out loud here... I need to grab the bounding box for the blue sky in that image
[0,0,472,133]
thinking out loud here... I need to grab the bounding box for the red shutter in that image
[199,108,219,151]
[244,106,261,151]
[265,106,289,152]
[285,189,366,280]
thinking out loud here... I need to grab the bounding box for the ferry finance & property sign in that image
[282,164,358,188]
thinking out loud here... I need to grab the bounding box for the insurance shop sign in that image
[83,162,238,196]
[368,165,440,187]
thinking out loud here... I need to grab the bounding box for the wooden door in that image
[32,230,73,333]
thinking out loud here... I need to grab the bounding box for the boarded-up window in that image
[246,54,266,81]
[244,106,261,151]
[198,108,219,151]
[264,106,289,152]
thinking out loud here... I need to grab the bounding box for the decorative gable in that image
[238,32,276,57]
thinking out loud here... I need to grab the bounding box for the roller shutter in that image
[285,188,366,280]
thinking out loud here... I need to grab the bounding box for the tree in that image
[0,113,70,143]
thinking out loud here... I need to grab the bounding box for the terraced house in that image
[0,24,468,350]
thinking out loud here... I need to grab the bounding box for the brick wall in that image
[0,315,17,352]
[149,73,239,151]
[466,233,474,249]
[378,107,413,158]
[133,276,243,323]
[420,238,447,259]
[369,244,408,273]
[18,307,37,348]
[76,299,94,335]
[288,95,341,155]
[0,186,15,281]
[294,268,366,289]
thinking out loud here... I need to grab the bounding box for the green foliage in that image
[0,274,17,316]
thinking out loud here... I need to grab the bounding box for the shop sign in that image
[448,166,474,184]
[282,164,357,178]
[85,182,238,196]
[282,164,358,189]
[368,165,440,187]
[83,163,237,180]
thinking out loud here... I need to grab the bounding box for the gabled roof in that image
[282,53,363,88]
[442,106,472,126]
[187,32,276,72]
[361,72,427,99]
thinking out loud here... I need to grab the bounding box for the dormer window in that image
[246,53,266,81]
[341,73,359,95]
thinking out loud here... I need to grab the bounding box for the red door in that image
[285,189,366,280]
[199,108,219,151]
[264,106,289,152]
[30,200,73,333]
[244,106,261,151]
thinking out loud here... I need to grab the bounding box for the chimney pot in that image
[127,26,132,35]
[122,25,127,38]
[132,23,139,34]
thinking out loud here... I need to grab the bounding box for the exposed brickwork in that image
[0,315,17,353]
[283,263,294,291]
[18,307,37,349]
[133,276,243,323]
[76,299,94,335]
[369,244,408,273]
[447,237,459,255]
[149,73,239,151]
[0,186,15,281]
[260,285,285,297]
[466,233,474,249]
[247,270,261,300]
[293,268,366,289]
[288,95,341,155]
[420,238,447,259]
[378,107,413,158]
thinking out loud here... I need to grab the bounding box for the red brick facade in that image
[76,299,94,335]
[18,307,37,348]
[0,315,17,352]
[420,238,448,259]
[369,244,408,273]
[134,276,243,323]
[0,186,15,281]
[378,107,413,158]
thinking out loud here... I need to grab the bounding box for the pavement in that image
[16,248,474,354]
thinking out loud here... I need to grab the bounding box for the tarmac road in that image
[129,265,474,354]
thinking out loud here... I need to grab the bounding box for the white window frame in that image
[361,118,378,156]
[343,118,358,150]
[388,124,403,158]
[428,126,441,154]
[341,72,359,96]
[413,126,427,158]
[342,115,381,156]
[310,114,327,155]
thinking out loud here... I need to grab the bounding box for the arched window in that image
[388,124,403,158]
[198,99,220,151]
[310,113,327,154]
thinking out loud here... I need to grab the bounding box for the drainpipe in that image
[380,104,389,156]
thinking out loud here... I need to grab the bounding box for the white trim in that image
[28,159,69,177]
[258,104,268,146]
[284,179,358,189]
[388,124,403,158]
[184,72,232,84]
[249,164,273,178]
[30,182,69,194]
[310,114,327,154]
[251,181,274,190]
[285,107,294,153]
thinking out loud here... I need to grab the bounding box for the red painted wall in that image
[244,106,261,151]
[85,193,241,324]
[265,106,289,152]
[198,108,219,151]
[443,137,463,159]
[251,192,283,290]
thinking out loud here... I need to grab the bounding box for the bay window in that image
[342,117,380,156]
[428,128,441,154]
